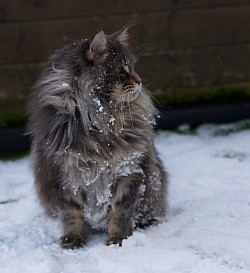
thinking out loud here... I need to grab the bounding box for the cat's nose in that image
[132,72,142,85]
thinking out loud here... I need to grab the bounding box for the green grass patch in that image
[152,84,250,106]
[0,103,27,128]
[0,151,29,161]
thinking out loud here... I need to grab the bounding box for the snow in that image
[109,116,115,125]
[61,83,70,88]
[92,97,104,113]
[1,123,250,273]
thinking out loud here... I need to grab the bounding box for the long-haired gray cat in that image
[27,27,167,249]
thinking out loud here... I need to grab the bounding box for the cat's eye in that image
[115,66,122,75]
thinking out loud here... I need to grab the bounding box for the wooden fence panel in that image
[1,0,249,23]
[1,44,249,104]
[1,6,250,65]
[0,0,250,126]
[137,44,250,91]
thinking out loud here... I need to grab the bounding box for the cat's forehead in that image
[107,39,135,65]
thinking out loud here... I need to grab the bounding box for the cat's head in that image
[85,28,142,102]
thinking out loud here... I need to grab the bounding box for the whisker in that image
[142,86,163,108]
[127,95,134,133]
[120,92,126,132]
[134,43,155,56]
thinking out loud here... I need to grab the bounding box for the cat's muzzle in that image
[123,83,141,93]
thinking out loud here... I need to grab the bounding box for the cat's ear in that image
[86,31,108,62]
[116,28,129,46]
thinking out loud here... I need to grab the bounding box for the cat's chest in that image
[75,151,144,229]
[77,150,144,185]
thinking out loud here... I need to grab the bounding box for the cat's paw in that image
[136,218,159,229]
[107,238,123,247]
[60,234,85,249]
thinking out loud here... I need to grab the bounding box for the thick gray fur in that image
[27,28,167,248]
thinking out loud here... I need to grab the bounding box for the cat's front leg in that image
[107,175,139,246]
[59,188,86,249]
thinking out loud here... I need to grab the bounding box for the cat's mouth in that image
[111,82,142,103]
[122,83,142,94]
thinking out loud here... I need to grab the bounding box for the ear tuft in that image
[117,28,129,46]
[86,31,107,62]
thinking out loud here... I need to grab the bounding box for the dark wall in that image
[1,0,250,125]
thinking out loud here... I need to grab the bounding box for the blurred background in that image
[0,0,250,155]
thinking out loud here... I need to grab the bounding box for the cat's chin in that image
[133,83,142,94]
[127,83,142,101]
[122,83,142,101]
[112,83,141,102]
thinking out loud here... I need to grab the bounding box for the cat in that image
[27,27,167,249]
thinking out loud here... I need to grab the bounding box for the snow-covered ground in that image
[1,122,250,273]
